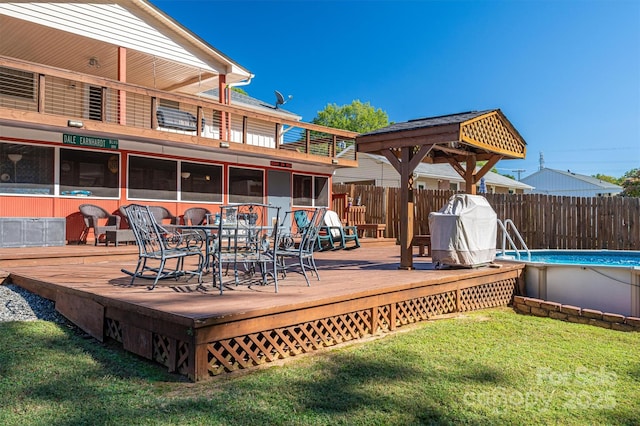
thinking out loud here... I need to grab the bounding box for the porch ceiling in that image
[356,109,526,163]
[0,5,239,95]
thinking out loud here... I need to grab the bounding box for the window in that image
[0,143,53,195]
[293,174,328,207]
[88,86,103,121]
[228,167,263,204]
[128,156,177,200]
[60,149,119,197]
[293,174,312,206]
[0,67,35,100]
[159,99,179,109]
[181,161,223,203]
[314,176,329,207]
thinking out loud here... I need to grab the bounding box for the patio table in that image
[174,224,218,273]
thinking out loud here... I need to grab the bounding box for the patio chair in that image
[277,208,326,286]
[121,204,204,290]
[213,203,281,293]
[317,209,360,251]
[78,203,121,245]
[148,206,179,226]
[183,207,211,226]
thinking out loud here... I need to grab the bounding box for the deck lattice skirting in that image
[201,277,517,377]
[99,274,518,380]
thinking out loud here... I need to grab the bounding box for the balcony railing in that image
[0,56,358,163]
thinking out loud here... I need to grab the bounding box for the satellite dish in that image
[274,90,292,108]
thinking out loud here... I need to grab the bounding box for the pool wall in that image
[523,263,640,317]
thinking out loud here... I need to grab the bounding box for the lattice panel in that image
[206,308,375,375]
[201,279,517,377]
[104,318,122,342]
[460,112,525,157]
[176,341,190,375]
[460,278,516,312]
[150,334,190,373]
[395,291,457,326]
[153,334,171,367]
[374,304,393,333]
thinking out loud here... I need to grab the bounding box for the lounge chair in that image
[78,203,121,245]
[317,209,360,250]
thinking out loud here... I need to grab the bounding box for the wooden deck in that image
[0,242,524,381]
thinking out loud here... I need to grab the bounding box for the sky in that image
[150,0,640,180]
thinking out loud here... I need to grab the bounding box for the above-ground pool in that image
[497,250,640,317]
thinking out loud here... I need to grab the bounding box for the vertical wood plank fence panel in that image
[333,183,640,250]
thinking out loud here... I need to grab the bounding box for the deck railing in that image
[0,56,357,163]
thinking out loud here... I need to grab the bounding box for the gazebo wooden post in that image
[465,155,477,195]
[399,147,414,270]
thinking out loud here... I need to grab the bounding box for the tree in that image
[592,173,620,185]
[312,100,389,133]
[230,86,248,96]
[620,168,640,197]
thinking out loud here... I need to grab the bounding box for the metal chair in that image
[183,207,211,226]
[277,208,326,286]
[213,203,281,293]
[78,204,121,245]
[121,204,204,290]
[317,209,360,251]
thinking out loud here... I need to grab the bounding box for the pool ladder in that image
[497,219,531,261]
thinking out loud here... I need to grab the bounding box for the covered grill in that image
[428,194,497,268]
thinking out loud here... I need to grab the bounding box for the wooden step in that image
[0,244,139,268]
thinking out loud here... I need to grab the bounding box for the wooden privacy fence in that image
[333,184,640,251]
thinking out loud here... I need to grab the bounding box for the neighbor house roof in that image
[204,89,301,120]
[522,168,622,190]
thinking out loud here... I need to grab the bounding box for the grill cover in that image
[428,194,497,267]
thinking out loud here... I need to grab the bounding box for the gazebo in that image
[356,109,527,269]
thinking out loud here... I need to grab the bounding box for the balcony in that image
[0,56,358,167]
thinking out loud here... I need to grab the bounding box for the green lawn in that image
[1,307,638,425]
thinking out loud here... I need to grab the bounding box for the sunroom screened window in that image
[60,148,119,197]
[128,156,177,200]
[293,174,328,207]
[181,161,222,203]
[0,142,53,195]
[228,167,263,204]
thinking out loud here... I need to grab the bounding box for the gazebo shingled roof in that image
[357,109,526,164]
[355,109,527,269]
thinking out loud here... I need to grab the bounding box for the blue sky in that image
[150,0,639,179]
